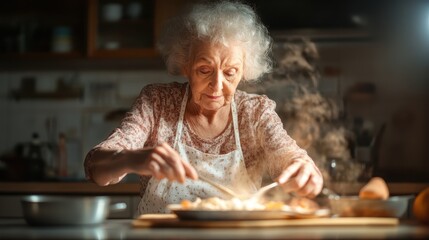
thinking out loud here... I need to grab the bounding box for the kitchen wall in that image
[1,0,428,182]
[1,36,428,182]
[0,70,184,180]
[331,33,428,180]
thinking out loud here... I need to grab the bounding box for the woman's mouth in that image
[205,95,222,100]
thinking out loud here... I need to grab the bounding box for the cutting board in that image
[132,214,399,228]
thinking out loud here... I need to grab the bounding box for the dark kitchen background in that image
[0,0,428,185]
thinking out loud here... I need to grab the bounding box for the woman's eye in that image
[225,69,237,77]
[198,67,211,75]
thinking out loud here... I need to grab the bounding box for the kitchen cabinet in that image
[87,0,157,58]
[0,0,86,59]
[87,0,191,58]
[0,0,189,60]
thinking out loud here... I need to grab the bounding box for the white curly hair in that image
[157,0,273,81]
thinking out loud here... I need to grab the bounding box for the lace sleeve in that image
[255,97,313,180]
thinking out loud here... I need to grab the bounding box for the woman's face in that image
[184,41,244,112]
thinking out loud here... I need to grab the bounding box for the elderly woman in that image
[84,0,323,214]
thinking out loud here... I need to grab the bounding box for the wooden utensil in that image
[198,175,242,198]
[198,176,279,200]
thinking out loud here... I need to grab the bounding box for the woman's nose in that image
[210,71,224,90]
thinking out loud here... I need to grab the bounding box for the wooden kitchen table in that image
[0,218,428,240]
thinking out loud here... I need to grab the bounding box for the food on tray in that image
[180,197,267,211]
[288,197,320,212]
[179,196,319,213]
[359,177,389,200]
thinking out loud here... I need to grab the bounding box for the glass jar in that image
[52,26,72,53]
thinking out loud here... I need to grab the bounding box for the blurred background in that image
[0,0,428,184]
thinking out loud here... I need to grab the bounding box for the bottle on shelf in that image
[57,132,68,177]
[26,132,46,181]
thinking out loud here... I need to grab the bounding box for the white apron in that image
[138,85,256,214]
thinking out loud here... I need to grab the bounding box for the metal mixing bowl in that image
[21,195,126,226]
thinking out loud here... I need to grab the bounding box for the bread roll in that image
[359,177,389,200]
[413,187,429,224]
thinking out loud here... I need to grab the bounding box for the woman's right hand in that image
[130,142,198,183]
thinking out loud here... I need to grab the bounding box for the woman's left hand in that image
[277,159,323,198]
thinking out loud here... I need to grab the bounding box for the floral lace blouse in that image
[84,82,313,196]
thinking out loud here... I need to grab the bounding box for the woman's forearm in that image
[85,144,197,186]
[85,149,131,186]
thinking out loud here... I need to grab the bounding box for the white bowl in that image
[102,3,123,22]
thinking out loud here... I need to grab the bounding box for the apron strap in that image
[173,84,243,160]
[231,99,244,160]
[173,85,189,149]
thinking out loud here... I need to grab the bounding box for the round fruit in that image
[413,187,429,224]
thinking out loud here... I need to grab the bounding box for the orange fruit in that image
[413,187,429,224]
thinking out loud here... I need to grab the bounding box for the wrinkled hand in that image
[277,159,323,198]
[131,142,198,183]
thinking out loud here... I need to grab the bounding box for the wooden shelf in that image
[0,52,84,60]
[0,0,184,61]
[11,89,83,100]
[90,48,158,58]
[98,19,152,26]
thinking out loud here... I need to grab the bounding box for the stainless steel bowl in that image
[21,195,126,226]
[329,195,412,217]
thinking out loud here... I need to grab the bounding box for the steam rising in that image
[241,38,364,189]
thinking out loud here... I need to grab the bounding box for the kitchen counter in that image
[0,182,427,195]
[0,182,140,195]
[0,218,428,240]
